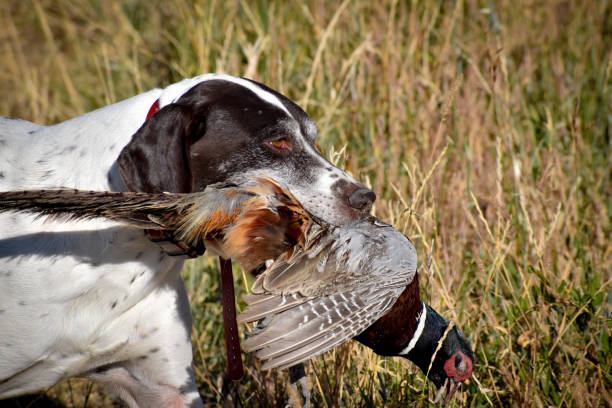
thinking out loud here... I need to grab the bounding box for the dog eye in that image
[266,138,292,152]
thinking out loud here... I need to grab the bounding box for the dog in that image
[0,74,375,407]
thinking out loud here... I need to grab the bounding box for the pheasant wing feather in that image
[240,217,418,370]
[242,286,404,370]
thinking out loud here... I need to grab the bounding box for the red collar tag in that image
[146,99,160,120]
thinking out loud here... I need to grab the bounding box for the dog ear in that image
[117,104,203,193]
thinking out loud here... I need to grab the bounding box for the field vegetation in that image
[1,0,610,406]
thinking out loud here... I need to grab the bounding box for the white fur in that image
[158,73,292,117]
[0,85,195,407]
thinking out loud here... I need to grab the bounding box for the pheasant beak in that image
[433,378,461,405]
[445,380,461,404]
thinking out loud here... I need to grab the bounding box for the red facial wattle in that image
[443,350,473,382]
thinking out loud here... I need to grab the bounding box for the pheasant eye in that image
[266,138,292,152]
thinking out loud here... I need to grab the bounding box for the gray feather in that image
[239,217,417,370]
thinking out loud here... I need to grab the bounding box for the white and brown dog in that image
[0,74,375,407]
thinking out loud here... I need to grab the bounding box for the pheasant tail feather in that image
[0,189,183,229]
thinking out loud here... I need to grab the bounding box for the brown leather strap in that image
[145,229,204,258]
[219,257,244,381]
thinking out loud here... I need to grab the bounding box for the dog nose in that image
[348,188,376,212]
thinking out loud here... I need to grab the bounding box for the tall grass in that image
[1,0,610,406]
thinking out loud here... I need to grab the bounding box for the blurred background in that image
[1,0,610,406]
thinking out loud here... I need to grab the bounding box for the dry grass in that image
[1,0,611,407]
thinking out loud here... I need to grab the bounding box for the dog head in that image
[117,75,375,226]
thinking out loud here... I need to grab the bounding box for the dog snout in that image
[348,187,376,213]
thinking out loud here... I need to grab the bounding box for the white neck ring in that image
[399,302,427,355]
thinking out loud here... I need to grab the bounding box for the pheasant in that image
[0,178,474,404]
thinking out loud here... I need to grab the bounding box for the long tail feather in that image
[0,178,312,272]
[0,189,183,228]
